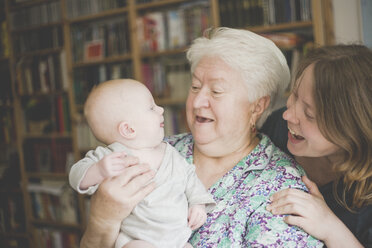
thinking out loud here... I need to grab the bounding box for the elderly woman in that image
[80,28,323,247]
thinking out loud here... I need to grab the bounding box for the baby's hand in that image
[96,152,129,178]
[188,204,207,230]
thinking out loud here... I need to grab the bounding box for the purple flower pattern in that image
[166,133,324,248]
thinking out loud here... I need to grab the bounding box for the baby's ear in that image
[118,121,136,139]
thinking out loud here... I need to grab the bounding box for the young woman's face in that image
[283,64,340,157]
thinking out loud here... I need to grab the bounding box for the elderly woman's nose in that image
[193,90,210,108]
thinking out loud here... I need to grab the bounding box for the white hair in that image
[186,27,290,127]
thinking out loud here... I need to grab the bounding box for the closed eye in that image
[191,85,201,92]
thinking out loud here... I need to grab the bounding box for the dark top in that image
[260,107,372,248]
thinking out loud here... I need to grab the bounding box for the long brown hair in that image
[294,45,372,210]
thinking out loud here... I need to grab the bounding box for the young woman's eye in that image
[305,111,315,120]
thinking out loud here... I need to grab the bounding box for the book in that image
[167,9,186,49]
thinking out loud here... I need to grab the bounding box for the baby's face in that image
[125,84,165,147]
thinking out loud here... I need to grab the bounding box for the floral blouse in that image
[166,133,324,248]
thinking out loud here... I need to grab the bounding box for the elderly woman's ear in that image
[251,96,271,122]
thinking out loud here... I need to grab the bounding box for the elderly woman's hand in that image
[81,158,156,248]
[267,176,363,248]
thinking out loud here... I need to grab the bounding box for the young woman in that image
[265,45,372,247]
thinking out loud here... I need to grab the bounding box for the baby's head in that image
[84,79,165,148]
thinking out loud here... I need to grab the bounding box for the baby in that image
[69,79,215,248]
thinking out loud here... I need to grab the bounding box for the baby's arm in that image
[80,151,129,189]
[69,145,132,194]
[182,159,215,229]
[188,204,207,230]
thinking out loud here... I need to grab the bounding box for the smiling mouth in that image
[288,127,305,140]
[196,115,213,123]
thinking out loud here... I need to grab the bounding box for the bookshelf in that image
[0,0,31,247]
[2,0,334,247]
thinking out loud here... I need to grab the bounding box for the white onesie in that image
[69,142,215,248]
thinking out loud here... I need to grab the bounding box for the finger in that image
[130,181,156,206]
[270,188,309,203]
[188,209,197,226]
[120,155,140,167]
[107,152,127,159]
[112,163,152,186]
[302,176,323,198]
[124,169,156,197]
[283,215,307,230]
[268,201,307,217]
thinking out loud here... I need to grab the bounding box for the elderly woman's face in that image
[186,57,254,155]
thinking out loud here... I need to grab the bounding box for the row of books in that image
[137,1,211,52]
[22,95,71,135]
[73,62,133,105]
[142,58,191,99]
[33,228,79,248]
[0,195,26,233]
[71,16,130,62]
[136,0,162,4]
[23,138,73,173]
[9,1,61,29]
[0,237,29,248]
[13,26,63,55]
[163,106,188,137]
[75,115,104,151]
[66,0,127,18]
[28,181,79,224]
[16,51,68,95]
[219,0,312,28]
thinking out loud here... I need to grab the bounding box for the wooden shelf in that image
[15,47,63,58]
[136,0,189,10]
[0,56,9,62]
[22,133,72,139]
[10,22,63,33]
[73,54,132,68]
[141,47,188,58]
[247,21,313,33]
[67,7,129,24]
[0,231,29,238]
[26,172,68,180]
[19,90,68,97]
[9,0,52,11]
[0,188,22,194]
[155,97,186,106]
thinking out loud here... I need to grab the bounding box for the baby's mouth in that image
[288,127,305,140]
[196,115,213,123]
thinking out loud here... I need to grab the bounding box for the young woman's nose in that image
[283,94,299,124]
